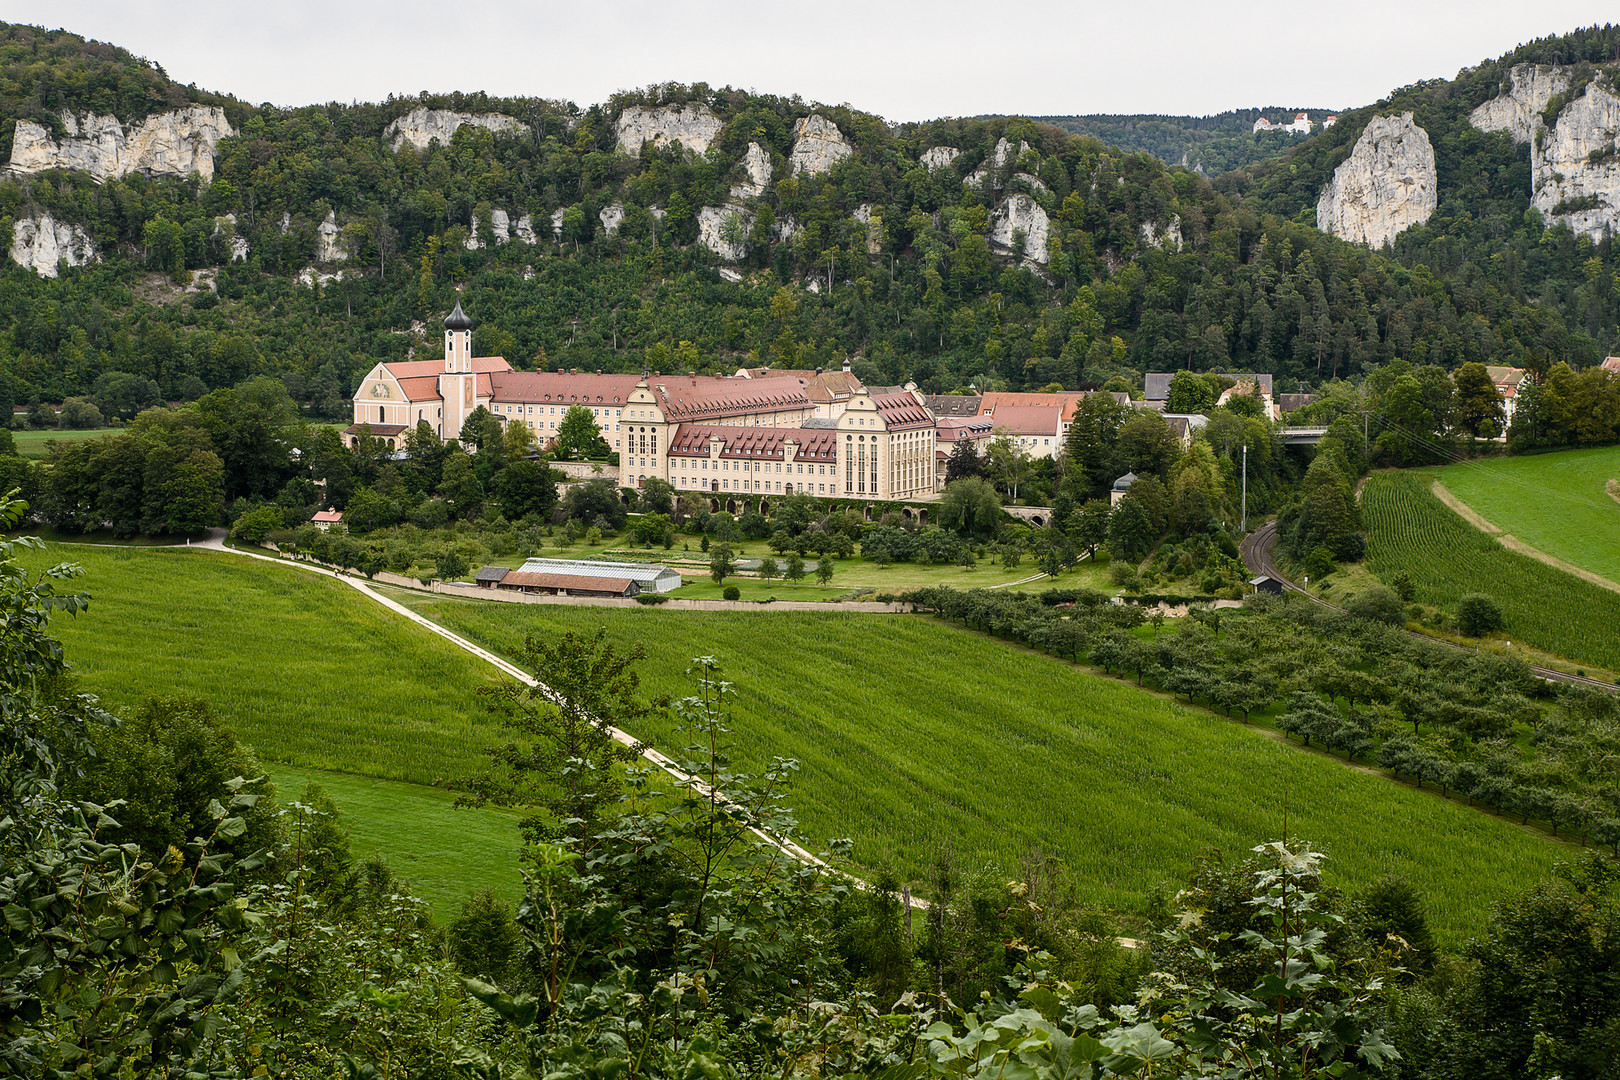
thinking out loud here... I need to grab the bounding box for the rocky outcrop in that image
[550,208,566,239]
[919,146,959,170]
[1140,216,1182,250]
[1315,113,1437,248]
[697,204,751,261]
[600,203,625,235]
[990,137,1030,171]
[384,107,526,151]
[466,209,518,250]
[214,214,249,261]
[1472,65,1620,242]
[315,211,349,262]
[853,203,882,254]
[730,141,772,199]
[297,267,347,288]
[789,115,853,175]
[1011,172,1048,196]
[10,105,234,181]
[989,194,1050,265]
[615,104,723,154]
[512,213,537,244]
[10,212,96,276]
[966,138,1033,190]
[1469,64,1572,145]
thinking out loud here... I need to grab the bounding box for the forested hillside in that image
[1218,25,1620,365]
[1036,108,1332,173]
[3,22,1620,422]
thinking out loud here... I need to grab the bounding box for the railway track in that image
[1240,521,1618,694]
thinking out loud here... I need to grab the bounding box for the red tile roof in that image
[497,571,636,594]
[311,509,343,523]
[986,405,1064,437]
[384,356,511,378]
[488,371,642,404]
[653,375,812,421]
[666,423,839,460]
[935,417,994,441]
[873,392,933,429]
[980,390,1086,421]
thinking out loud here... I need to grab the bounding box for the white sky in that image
[6,1,1619,121]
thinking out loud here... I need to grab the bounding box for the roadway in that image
[1240,520,1618,693]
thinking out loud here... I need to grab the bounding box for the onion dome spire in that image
[444,300,472,331]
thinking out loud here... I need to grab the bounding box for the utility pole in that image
[1241,442,1248,533]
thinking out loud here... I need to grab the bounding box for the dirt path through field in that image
[1431,480,1620,595]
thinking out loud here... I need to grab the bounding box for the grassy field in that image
[264,764,521,918]
[13,426,119,458]
[1435,447,1620,584]
[25,545,508,784]
[666,579,853,601]
[25,542,1571,943]
[384,591,1566,945]
[1362,471,1620,671]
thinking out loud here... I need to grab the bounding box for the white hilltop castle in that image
[1253,112,1337,135]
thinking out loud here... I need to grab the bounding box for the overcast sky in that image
[5,1,1619,121]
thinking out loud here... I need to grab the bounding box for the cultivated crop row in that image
[1361,472,1620,672]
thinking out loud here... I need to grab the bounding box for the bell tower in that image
[444,299,473,373]
[441,300,477,441]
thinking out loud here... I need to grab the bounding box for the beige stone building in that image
[346,306,940,502]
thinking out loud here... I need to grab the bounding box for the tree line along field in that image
[1433,446,1620,585]
[1361,471,1620,672]
[390,590,1566,946]
[27,542,1568,943]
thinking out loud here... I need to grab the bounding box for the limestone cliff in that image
[853,203,882,254]
[1471,64,1620,242]
[214,214,249,261]
[989,194,1050,265]
[384,107,527,151]
[11,213,96,276]
[615,104,722,154]
[1315,113,1437,248]
[1140,216,1183,250]
[600,203,625,235]
[1469,64,1572,144]
[9,105,234,181]
[316,211,349,262]
[698,204,751,261]
[730,142,772,199]
[920,146,959,170]
[789,115,853,175]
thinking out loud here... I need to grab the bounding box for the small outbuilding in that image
[1249,574,1286,595]
[311,509,344,531]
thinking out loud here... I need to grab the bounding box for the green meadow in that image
[29,544,1570,943]
[1362,471,1620,671]
[1435,446,1620,584]
[390,590,1567,945]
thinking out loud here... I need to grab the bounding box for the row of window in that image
[663,457,834,475]
[671,475,833,494]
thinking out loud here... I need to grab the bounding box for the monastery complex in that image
[342,305,1267,503]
